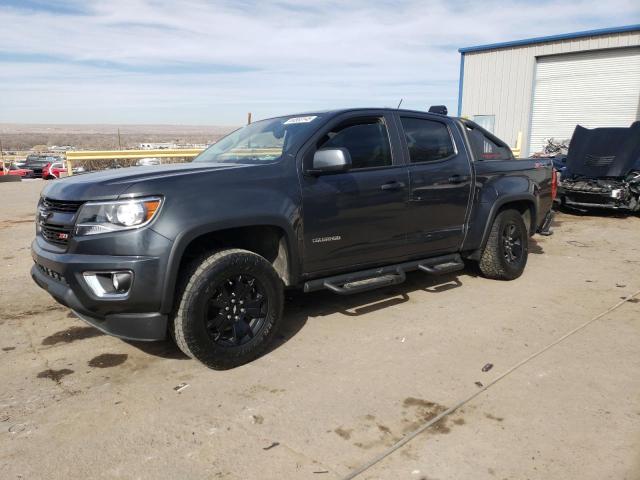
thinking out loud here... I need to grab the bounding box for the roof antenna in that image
[396,98,403,109]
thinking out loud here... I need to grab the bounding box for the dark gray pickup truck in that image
[31,108,555,369]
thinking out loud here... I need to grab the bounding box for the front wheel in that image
[478,209,529,280]
[171,249,284,370]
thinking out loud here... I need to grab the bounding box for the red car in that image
[0,164,33,177]
[43,161,67,179]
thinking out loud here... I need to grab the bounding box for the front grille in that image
[40,223,73,246]
[567,191,616,205]
[585,154,615,167]
[35,262,67,284]
[41,197,84,213]
[38,197,84,247]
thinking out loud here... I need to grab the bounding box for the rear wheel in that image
[171,249,283,370]
[478,209,529,280]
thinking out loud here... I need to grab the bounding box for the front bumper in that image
[31,240,168,341]
[559,189,626,209]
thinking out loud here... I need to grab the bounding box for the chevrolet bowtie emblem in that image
[39,209,52,222]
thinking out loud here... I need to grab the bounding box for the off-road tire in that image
[171,249,284,370]
[478,209,529,280]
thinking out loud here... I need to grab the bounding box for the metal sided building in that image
[457,25,640,157]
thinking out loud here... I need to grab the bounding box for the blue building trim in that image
[457,54,465,116]
[458,24,640,53]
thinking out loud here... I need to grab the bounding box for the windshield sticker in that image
[284,116,317,125]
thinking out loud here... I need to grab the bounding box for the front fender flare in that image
[158,218,300,314]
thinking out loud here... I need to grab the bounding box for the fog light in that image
[112,272,132,293]
[83,271,133,298]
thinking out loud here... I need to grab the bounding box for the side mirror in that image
[308,148,352,175]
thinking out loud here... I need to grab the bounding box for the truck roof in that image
[265,107,455,122]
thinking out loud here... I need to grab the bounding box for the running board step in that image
[303,253,464,295]
[418,260,465,275]
[325,271,406,295]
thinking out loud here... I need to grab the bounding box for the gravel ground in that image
[0,179,639,479]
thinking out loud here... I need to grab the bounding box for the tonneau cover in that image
[566,122,640,178]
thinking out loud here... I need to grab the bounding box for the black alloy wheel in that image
[205,274,268,347]
[502,222,524,264]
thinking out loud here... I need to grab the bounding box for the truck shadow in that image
[125,269,471,363]
[124,338,190,360]
[529,237,545,255]
[265,269,469,356]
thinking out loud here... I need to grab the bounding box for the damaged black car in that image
[558,122,640,211]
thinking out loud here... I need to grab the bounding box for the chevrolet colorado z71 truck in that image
[31,108,555,369]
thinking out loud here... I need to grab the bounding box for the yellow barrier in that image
[64,148,289,176]
[512,131,523,158]
[64,148,206,176]
[66,148,205,161]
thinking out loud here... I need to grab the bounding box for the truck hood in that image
[42,162,251,201]
[566,123,640,179]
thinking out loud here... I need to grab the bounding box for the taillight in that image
[551,168,558,201]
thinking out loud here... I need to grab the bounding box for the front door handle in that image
[380,181,405,191]
[448,175,470,184]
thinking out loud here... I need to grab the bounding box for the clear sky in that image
[0,0,638,125]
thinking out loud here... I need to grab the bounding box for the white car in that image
[136,157,162,166]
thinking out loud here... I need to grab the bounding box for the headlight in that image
[74,196,162,236]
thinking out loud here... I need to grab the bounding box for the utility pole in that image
[117,128,122,149]
[0,137,5,173]
[247,112,252,125]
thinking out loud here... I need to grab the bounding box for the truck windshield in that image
[194,115,321,164]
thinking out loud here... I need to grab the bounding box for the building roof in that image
[458,24,640,54]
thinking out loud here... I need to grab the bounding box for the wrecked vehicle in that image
[31,108,555,369]
[558,122,640,211]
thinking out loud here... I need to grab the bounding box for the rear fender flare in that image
[468,193,538,260]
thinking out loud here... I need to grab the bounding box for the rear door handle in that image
[380,181,405,191]
[448,175,469,184]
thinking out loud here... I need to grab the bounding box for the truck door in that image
[395,114,472,256]
[300,112,409,274]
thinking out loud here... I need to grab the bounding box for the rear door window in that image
[400,117,456,163]
[467,127,513,160]
[318,119,392,169]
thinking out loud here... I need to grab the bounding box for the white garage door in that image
[528,47,640,155]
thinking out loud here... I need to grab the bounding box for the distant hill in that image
[0,123,238,150]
